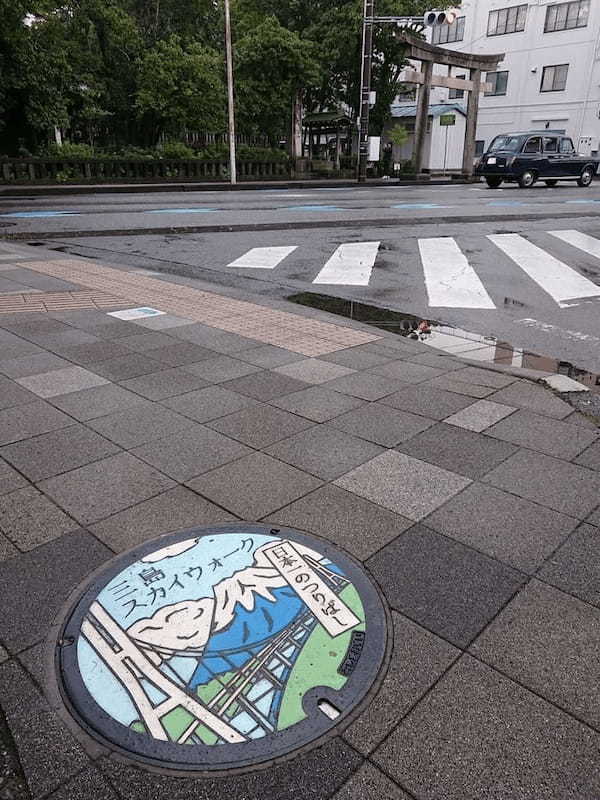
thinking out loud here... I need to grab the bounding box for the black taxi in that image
[475,131,598,189]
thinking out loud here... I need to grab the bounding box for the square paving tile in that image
[423,374,496,398]
[486,409,599,460]
[443,366,515,388]
[369,361,448,384]
[88,403,195,449]
[131,313,194,330]
[426,482,579,573]
[38,452,176,525]
[0,531,18,563]
[43,330,102,352]
[169,324,257,352]
[265,425,383,480]
[183,355,262,384]
[223,371,310,401]
[0,424,121,482]
[90,486,236,552]
[444,399,516,433]
[57,340,133,365]
[119,367,209,400]
[343,613,458,755]
[471,580,600,730]
[91,353,163,381]
[162,385,258,423]
[488,380,573,419]
[15,365,108,398]
[332,763,411,799]
[588,506,600,526]
[397,423,518,480]
[132,424,252,481]
[329,404,436,447]
[366,526,523,646]
[0,457,28,495]
[323,371,408,401]
[380,384,475,421]
[273,358,355,384]
[208,404,313,449]
[0,375,37,410]
[538,523,600,608]
[0,486,78,551]
[407,353,467,371]
[0,401,73,446]
[0,530,111,651]
[237,344,303,368]
[575,440,600,471]
[48,383,148,421]
[336,451,471,521]
[119,331,177,352]
[0,352,72,379]
[265,484,413,560]
[140,341,215,367]
[372,655,600,800]
[320,346,394,371]
[484,449,600,519]
[187,452,322,520]
[268,386,365,422]
[0,334,42,362]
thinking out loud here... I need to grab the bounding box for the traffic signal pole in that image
[357,0,375,183]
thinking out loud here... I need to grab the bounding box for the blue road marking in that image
[0,210,80,218]
[285,205,343,211]
[487,200,528,206]
[391,203,452,209]
[566,199,600,204]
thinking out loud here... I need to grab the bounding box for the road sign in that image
[440,114,456,126]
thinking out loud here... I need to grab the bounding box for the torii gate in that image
[396,32,504,177]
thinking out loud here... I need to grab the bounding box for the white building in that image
[426,0,600,157]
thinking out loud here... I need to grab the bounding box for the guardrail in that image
[0,158,291,184]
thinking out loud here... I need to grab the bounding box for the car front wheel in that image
[518,170,536,189]
[577,167,594,188]
[485,177,503,189]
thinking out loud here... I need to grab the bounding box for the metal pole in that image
[358,0,375,183]
[224,0,237,185]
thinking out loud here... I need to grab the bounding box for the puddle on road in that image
[287,291,600,393]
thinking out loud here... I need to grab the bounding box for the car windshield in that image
[488,135,524,153]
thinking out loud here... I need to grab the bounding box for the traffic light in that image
[424,10,457,27]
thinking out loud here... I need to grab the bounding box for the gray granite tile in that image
[208,404,313,449]
[91,353,164,381]
[444,400,516,433]
[0,643,7,662]
[90,486,236,552]
[223,371,310,401]
[426,483,578,573]
[447,366,517,389]
[588,507,600,526]
[320,347,394,370]
[486,409,599,460]
[131,425,251,481]
[42,330,102,352]
[369,361,447,384]
[484,449,600,519]
[488,380,573,419]
[336,451,471,521]
[169,324,257,352]
[538,523,600,608]
[237,344,304,368]
[380,384,475,420]
[471,580,600,730]
[422,374,496,398]
[266,484,413,561]
[329,404,436,447]
[15,365,108,398]
[0,333,42,361]
[0,457,28,495]
[45,766,119,800]
[162,385,258,423]
[268,386,365,422]
[372,655,600,800]
[0,352,72,379]
[48,383,148,421]
[0,486,78,551]
[56,339,133,365]
[39,453,175,525]
[120,367,210,400]
[85,318,147,340]
[0,661,91,797]
[367,526,523,646]
[396,423,518,480]
[0,375,37,410]
[131,313,194,330]
[0,530,111,651]
[265,425,383,480]
[406,352,467,371]
[187,452,322,520]
[140,341,215,367]
[87,403,195,449]
[182,354,262,384]
[274,358,355,384]
[332,763,411,799]
[323,372,408,401]
[0,532,18,563]
[119,331,177,352]
[0,317,73,337]
[0,401,73,446]
[574,440,600,471]
[343,613,458,755]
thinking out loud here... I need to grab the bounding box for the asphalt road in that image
[1,183,600,374]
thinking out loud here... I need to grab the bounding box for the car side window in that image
[543,137,559,152]
[559,137,575,153]
[523,137,542,153]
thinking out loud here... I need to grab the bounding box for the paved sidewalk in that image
[0,244,599,800]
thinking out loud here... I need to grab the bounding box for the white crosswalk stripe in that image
[488,233,600,308]
[227,246,297,269]
[312,242,380,286]
[549,229,600,261]
[418,237,496,309]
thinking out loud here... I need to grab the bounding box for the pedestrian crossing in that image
[226,229,600,311]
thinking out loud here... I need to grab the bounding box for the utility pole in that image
[224,0,237,185]
[357,0,375,183]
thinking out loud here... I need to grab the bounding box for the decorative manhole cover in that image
[55,524,388,772]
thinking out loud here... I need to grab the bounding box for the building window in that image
[540,64,569,92]
[449,75,465,100]
[485,71,509,96]
[545,0,589,32]
[476,140,486,155]
[487,5,528,36]
[432,16,465,44]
